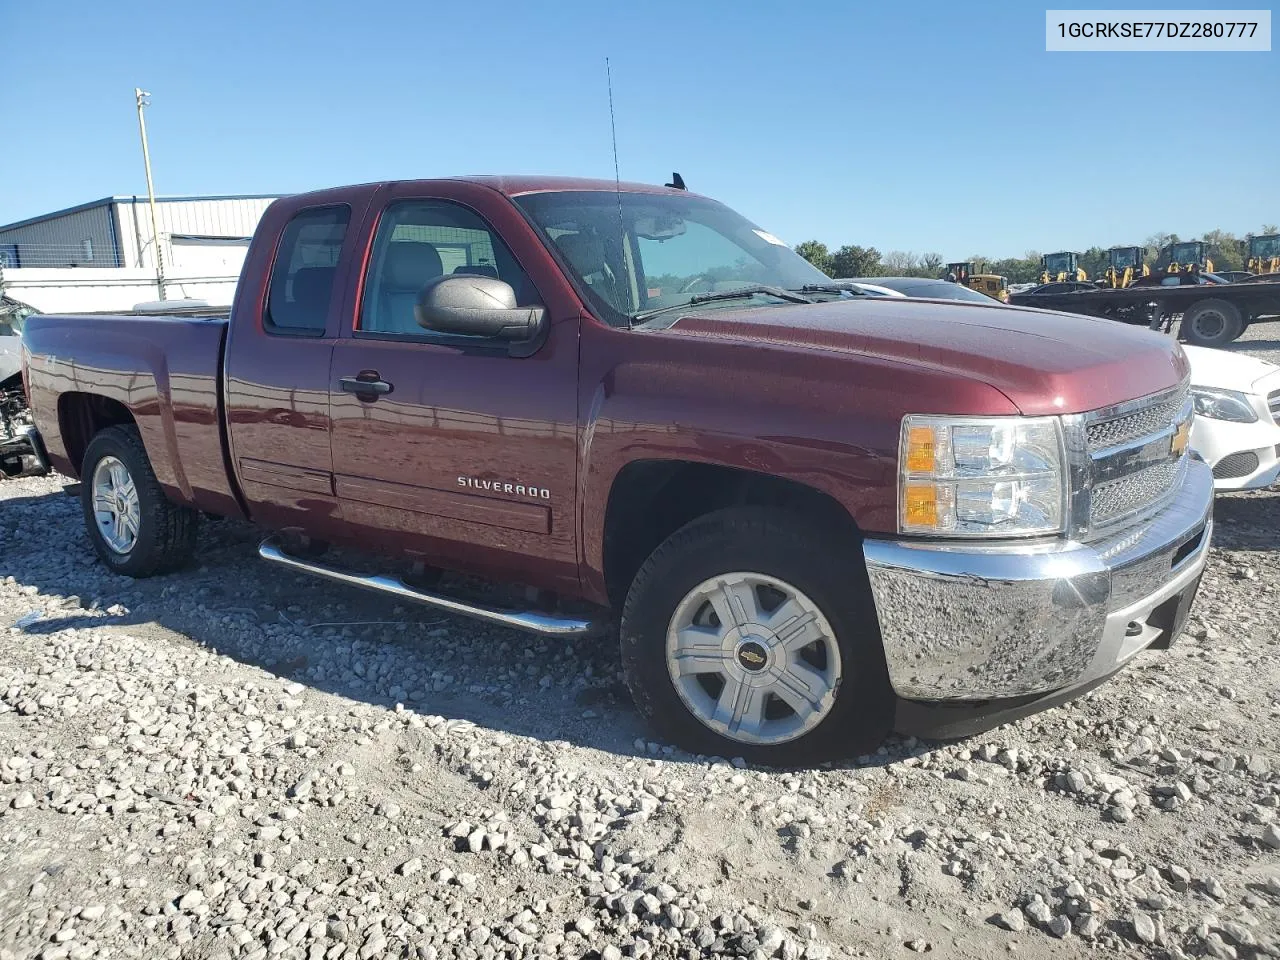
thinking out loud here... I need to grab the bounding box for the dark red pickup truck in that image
[22,176,1214,762]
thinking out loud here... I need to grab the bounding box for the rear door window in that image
[266,205,350,335]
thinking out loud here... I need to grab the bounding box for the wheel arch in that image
[57,392,138,478]
[598,459,864,610]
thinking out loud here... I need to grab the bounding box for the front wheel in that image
[80,425,199,577]
[620,507,892,764]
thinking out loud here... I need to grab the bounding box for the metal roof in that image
[457,175,693,197]
[0,194,283,233]
[278,176,697,210]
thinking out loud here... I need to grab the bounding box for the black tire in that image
[80,425,199,577]
[1179,299,1243,347]
[620,506,892,765]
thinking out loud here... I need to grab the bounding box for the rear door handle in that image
[339,373,393,400]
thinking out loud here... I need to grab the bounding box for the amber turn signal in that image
[903,484,938,528]
[905,426,937,474]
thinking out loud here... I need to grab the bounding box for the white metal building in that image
[0,194,279,273]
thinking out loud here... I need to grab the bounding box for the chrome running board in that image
[258,538,603,637]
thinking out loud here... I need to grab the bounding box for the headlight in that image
[899,415,1066,537]
[1190,387,1258,423]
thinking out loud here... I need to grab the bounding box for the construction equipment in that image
[971,274,1010,302]
[1102,246,1150,288]
[1040,252,1086,284]
[1246,234,1280,275]
[1158,241,1214,275]
[945,262,1009,302]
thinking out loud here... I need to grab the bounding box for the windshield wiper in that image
[690,285,813,306]
[632,285,813,323]
[796,283,869,296]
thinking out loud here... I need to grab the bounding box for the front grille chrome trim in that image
[1090,458,1185,526]
[1085,382,1189,450]
[1070,379,1193,540]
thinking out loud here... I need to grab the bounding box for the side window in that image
[360,200,536,337]
[265,205,350,335]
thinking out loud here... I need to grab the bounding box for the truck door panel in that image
[329,189,580,592]
[224,203,356,539]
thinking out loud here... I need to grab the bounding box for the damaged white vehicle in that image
[1185,345,1280,491]
[1,299,49,478]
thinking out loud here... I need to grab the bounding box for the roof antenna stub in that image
[665,172,686,190]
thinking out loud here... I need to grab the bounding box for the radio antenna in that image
[605,58,627,314]
[606,57,621,193]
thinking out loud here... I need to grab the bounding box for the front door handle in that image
[339,372,393,400]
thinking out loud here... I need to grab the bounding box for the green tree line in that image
[794,225,1279,283]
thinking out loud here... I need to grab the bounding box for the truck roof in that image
[286,176,697,205]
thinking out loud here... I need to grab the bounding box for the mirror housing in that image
[415,275,545,341]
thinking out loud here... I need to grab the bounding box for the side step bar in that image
[258,537,604,638]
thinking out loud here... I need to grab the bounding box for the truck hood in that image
[662,297,1189,416]
[1183,344,1280,392]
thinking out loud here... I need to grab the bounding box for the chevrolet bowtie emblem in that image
[740,650,765,664]
[1171,419,1191,457]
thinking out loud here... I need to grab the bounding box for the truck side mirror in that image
[415,275,545,342]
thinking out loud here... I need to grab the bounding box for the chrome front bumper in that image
[863,459,1213,702]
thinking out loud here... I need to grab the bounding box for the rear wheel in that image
[620,507,892,764]
[80,425,199,577]
[1179,299,1243,347]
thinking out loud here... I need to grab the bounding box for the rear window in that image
[265,205,350,335]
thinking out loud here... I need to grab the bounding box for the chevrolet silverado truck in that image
[21,176,1214,762]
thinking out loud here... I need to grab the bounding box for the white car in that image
[1184,345,1280,491]
[842,281,907,298]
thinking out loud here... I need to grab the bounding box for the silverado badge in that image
[457,476,551,500]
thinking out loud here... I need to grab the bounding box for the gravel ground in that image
[2,325,1279,960]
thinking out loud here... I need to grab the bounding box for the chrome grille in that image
[1077,382,1192,535]
[1090,459,1182,525]
[1086,385,1188,451]
[1268,389,1280,424]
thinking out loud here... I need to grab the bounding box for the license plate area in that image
[1144,573,1203,650]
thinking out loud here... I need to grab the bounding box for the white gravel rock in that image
[1133,911,1158,944]
[995,909,1026,932]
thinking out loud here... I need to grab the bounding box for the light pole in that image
[134,88,166,300]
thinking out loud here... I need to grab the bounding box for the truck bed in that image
[1009,279,1280,323]
[22,313,243,518]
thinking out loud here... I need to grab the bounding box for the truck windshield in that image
[513,190,831,325]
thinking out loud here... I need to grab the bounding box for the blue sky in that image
[4,0,1276,258]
